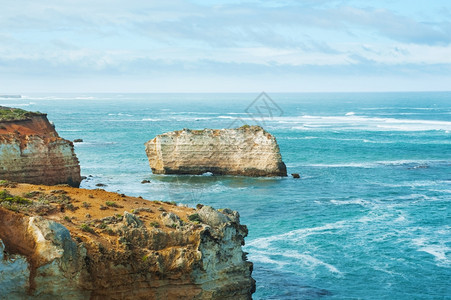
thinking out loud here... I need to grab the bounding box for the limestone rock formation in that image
[0,184,255,299]
[0,106,81,187]
[145,125,287,177]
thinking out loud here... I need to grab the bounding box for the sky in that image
[0,0,450,93]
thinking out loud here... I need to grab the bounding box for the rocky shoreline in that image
[0,106,278,299]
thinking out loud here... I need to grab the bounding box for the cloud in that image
[2,1,450,47]
[1,0,451,92]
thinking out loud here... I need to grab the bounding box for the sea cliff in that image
[0,106,81,187]
[0,183,255,299]
[145,125,287,177]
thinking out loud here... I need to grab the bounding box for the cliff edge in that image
[145,126,287,177]
[0,106,81,187]
[0,182,255,299]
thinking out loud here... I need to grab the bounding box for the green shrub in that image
[23,191,41,198]
[38,193,71,205]
[0,190,33,205]
[0,180,17,188]
[65,203,77,211]
[188,213,201,223]
[105,201,120,208]
[163,201,177,206]
[149,221,160,228]
[80,224,95,234]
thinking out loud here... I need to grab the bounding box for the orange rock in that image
[0,107,81,187]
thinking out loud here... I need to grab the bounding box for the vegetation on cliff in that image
[0,182,255,299]
[0,106,44,121]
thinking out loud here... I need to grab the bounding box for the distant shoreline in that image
[0,95,21,98]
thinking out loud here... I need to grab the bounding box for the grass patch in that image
[0,190,33,205]
[105,201,122,208]
[38,193,72,205]
[23,191,42,198]
[0,180,17,188]
[80,223,95,234]
[0,106,43,121]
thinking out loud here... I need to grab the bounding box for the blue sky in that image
[1,0,450,92]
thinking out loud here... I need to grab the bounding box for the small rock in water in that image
[73,138,84,143]
[141,180,151,184]
[96,183,107,187]
[291,173,300,179]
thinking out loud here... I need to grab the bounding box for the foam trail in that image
[276,114,451,131]
[247,221,348,248]
[281,251,342,275]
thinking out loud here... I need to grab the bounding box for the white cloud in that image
[0,0,451,92]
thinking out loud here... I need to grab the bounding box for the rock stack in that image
[145,125,287,177]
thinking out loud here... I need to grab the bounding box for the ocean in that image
[2,92,450,299]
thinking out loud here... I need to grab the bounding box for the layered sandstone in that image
[0,106,81,187]
[0,183,255,299]
[145,126,287,177]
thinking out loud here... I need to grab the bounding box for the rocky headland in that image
[0,182,255,299]
[145,125,287,177]
[0,106,81,187]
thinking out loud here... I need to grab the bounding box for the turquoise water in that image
[2,92,450,299]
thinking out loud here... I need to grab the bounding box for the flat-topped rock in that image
[0,106,81,187]
[145,125,287,177]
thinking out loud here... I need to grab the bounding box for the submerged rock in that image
[145,125,287,177]
[0,106,81,187]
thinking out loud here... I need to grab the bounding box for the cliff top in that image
[174,125,267,135]
[154,125,271,140]
[0,106,57,137]
[0,106,44,122]
[0,181,202,250]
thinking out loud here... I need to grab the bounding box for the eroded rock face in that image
[0,107,81,187]
[0,203,255,299]
[145,126,287,177]
[0,209,88,299]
